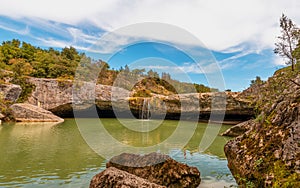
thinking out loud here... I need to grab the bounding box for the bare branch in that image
[290,79,300,87]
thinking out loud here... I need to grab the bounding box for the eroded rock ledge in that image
[26,78,254,121]
[90,153,201,188]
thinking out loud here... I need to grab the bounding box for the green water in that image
[0,119,236,187]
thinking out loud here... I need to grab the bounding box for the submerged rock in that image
[90,167,166,188]
[10,103,64,122]
[90,152,201,188]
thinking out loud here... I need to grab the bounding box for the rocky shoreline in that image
[223,69,300,186]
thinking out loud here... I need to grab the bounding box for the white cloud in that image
[0,0,300,52]
[273,56,287,66]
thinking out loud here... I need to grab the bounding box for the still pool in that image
[0,119,237,187]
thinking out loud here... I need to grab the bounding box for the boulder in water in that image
[90,167,166,188]
[90,152,201,188]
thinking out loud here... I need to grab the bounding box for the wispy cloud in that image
[67,27,100,44]
[0,24,30,35]
[0,16,110,52]
[1,0,300,53]
[34,37,72,48]
[137,61,222,75]
[217,48,254,70]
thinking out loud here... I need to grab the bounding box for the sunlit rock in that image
[10,103,64,122]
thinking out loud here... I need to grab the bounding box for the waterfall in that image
[140,98,151,120]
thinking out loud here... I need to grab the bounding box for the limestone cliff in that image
[224,68,300,187]
[25,78,253,121]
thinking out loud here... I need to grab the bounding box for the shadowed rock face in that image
[26,78,254,121]
[224,70,300,187]
[105,153,201,188]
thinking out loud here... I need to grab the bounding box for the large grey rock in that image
[106,153,201,188]
[90,167,165,188]
[10,103,64,122]
[0,83,22,102]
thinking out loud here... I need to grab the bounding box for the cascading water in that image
[140,98,151,120]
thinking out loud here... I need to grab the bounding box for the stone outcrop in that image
[10,103,64,122]
[220,119,255,137]
[90,153,201,188]
[26,78,129,116]
[26,78,253,121]
[0,83,22,102]
[224,69,300,187]
[90,167,166,188]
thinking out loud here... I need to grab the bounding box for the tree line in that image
[0,39,216,93]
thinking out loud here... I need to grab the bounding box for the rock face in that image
[224,69,300,187]
[221,119,255,137]
[0,83,22,102]
[26,78,129,116]
[90,153,201,188]
[10,103,64,122]
[90,167,166,188]
[26,78,253,121]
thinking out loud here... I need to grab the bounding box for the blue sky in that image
[1,0,299,91]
